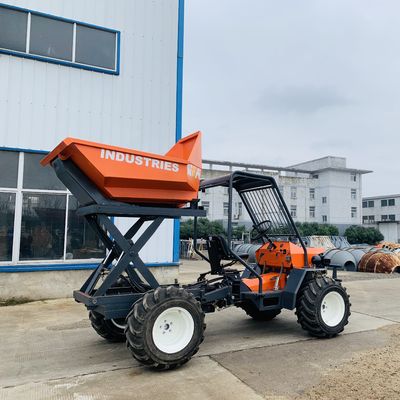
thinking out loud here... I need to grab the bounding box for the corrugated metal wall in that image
[0,0,180,264]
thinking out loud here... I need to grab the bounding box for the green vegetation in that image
[344,225,384,245]
[295,222,339,236]
[180,218,225,239]
[180,218,248,240]
[0,297,36,307]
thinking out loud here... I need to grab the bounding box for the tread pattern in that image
[125,286,206,370]
[240,302,281,321]
[295,274,351,338]
[89,311,126,342]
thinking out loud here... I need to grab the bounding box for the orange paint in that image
[41,132,202,206]
[255,241,324,269]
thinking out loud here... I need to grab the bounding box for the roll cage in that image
[195,171,309,266]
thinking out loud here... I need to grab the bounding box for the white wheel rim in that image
[110,319,126,330]
[152,307,194,354]
[320,291,345,327]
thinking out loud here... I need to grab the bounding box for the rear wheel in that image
[240,302,281,321]
[125,286,205,370]
[296,274,351,338]
[89,311,126,342]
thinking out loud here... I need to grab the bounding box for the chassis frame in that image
[51,159,324,319]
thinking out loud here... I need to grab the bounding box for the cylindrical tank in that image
[234,244,262,263]
[323,248,357,271]
[358,250,400,273]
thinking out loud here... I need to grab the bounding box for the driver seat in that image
[207,235,248,274]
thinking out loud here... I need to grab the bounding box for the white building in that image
[0,0,184,293]
[362,195,400,242]
[200,156,371,234]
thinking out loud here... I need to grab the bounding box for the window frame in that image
[0,3,120,75]
[0,151,106,267]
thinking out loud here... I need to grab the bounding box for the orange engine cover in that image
[242,272,287,292]
[255,241,325,269]
[41,132,202,206]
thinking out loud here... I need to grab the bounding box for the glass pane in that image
[76,25,116,69]
[66,196,105,259]
[20,193,66,260]
[23,153,65,190]
[0,151,19,188]
[30,15,73,61]
[0,192,15,261]
[0,7,27,52]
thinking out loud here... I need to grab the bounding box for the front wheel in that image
[125,286,205,370]
[296,274,351,338]
[89,311,126,342]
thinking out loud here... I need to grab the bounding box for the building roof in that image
[363,194,400,200]
[202,158,372,175]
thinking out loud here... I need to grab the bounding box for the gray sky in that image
[182,0,400,196]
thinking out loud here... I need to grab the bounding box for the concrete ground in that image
[1,261,400,400]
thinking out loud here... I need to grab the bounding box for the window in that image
[0,150,19,188]
[201,201,210,216]
[237,202,243,217]
[368,200,374,208]
[362,216,368,223]
[0,7,27,52]
[389,214,396,221]
[309,188,315,200]
[290,205,297,218]
[30,15,73,61]
[290,186,297,200]
[0,4,119,74]
[23,153,65,190]
[20,193,66,260]
[381,199,388,207]
[381,215,388,221]
[76,25,116,70]
[0,192,16,261]
[322,196,327,204]
[309,206,315,218]
[66,197,105,259]
[362,201,367,208]
[389,199,395,206]
[322,215,327,223]
[350,173,357,182]
[351,207,357,218]
[351,189,357,200]
[368,216,375,223]
[0,151,106,265]
[312,174,319,179]
[223,202,229,216]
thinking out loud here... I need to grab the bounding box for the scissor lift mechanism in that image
[51,158,206,319]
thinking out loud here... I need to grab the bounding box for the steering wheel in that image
[250,220,272,241]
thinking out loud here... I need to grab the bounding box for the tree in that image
[344,225,384,245]
[295,222,339,236]
[180,218,225,239]
[232,225,247,240]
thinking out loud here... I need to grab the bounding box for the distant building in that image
[362,195,400,242]
[200,156,372,234]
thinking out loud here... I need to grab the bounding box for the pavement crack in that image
[1,365,140,389]
[352,310,400,324]
[208,356,265,400]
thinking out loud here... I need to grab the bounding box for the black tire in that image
[125,286,205,370]
[240,302,281,321]
[296,274,351,338]
[89,311,126,342]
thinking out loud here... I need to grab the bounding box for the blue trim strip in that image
[173,0,185,263]
[0,3,120,75]
[0,262,180,273]
[0,146,48,154]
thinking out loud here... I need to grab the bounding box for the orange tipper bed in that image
[41,131,202,206]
